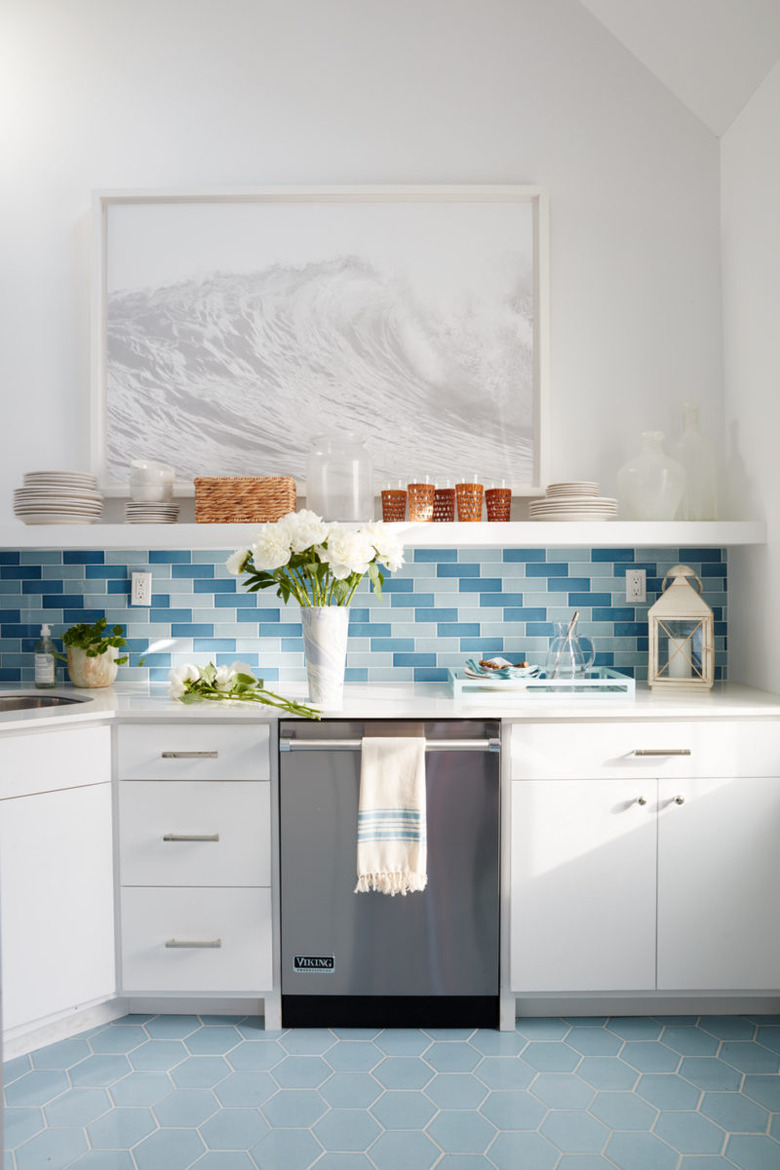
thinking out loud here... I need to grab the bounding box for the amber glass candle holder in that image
[380,482,407,522]
[485,479,512,522]
[433,479,455,522]
[407,477,435,522]
[456,476,484,522]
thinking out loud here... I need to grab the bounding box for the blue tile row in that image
[0,547,728,684]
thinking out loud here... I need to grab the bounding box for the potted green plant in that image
[60,618,129,688]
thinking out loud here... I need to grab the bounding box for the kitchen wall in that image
[721,58,780,691]
[0,546,727,685]
[1,0,723,522]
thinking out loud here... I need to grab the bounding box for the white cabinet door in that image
[510,779,657,992]
[0,783,116,1030]
[657,776,780,991]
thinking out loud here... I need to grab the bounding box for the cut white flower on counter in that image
[168,661,319,719]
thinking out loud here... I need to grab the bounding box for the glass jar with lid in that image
[305,433,374,521]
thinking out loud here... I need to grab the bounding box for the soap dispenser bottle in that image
[34,623,57,689]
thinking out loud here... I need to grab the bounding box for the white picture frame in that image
[92,185,549,496]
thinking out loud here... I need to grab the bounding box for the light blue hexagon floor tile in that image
[541,1110,610,1154]
[679,1056,743,1092]
[170,1056,231,1090]
[725,1134,780,1170]
[261,1088,328,1128]
[133,1126,206,1170]
[741,1074,780,1111]
[69,1055,132,1088]
[320,1070,383,1108]
[324,1040,382,1072]
[144,1015,202,1040]
[128,1040,188,1072]
[31,1037,92,1067]
[225,1041,284,1071]
[191,1154,256,1169]
[15,1126,88,1169]
[589,1091,658,1131]
[424,1041,481,1074]
[3,1053,32,1084]
[479,1088,547,1129]
[313,1106,382,1150]
[474,1055,534,1091]
[488,1131,560,1170]
[635,1073,701,1111]
[605,1130,679,1170]
[426,1109,497,1154]
[199,1106,269,1150]
[607,1019,663,1042]
[654,1110,726,1155]
[214,1069,277,1107]
[271,1055,330,1088]
[249,1127,323,1170]
[68,1152,136,1168]
[109,1072,173,1107]
[86,1106,157,1149]
[515,1019,571,1041]
[524,1041,581,1073]
[278,1028,335,1056]
[312,1155,374,1169]
[576,1056,638,1091]
[369,1129,440,1170]
[619,1042,680,1074]
[374,1029,431,1057]
[374,1055,435,1090]
[564,1028,623,1057]
[152,1088,219,1128]
[88,1028,148,1055]
[468,1030,527,1056]
[660,1026,719,1057]
[4,1106,46,1149]
[184,1027,242,1056]
[720,1041,780,1075]
[370,1088,437,1128]
[754,1027,780,1053]
[531,1073,595,1110]
[699,1017,757,1043]
[699,1090,770,1133]
[424,1072,486,1110]
[6,1069,70,1106]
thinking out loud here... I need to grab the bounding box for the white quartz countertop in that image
[1,680,780,734]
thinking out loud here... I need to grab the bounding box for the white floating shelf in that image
[0,520,766,552]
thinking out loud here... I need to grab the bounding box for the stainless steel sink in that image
[0,694,93,712]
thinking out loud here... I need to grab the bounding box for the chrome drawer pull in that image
[165,938,222,949]
[163,833,220,843]
[632,748,692,757]
[674,795,686,805]
[161,750,219,759]
[636,796,647,806]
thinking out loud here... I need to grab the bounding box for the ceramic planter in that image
[67,645,119,689]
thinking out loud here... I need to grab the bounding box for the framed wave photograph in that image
[92,186,549,495]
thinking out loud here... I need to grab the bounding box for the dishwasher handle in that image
[280,736,501,753]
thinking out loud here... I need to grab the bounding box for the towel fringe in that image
[354,871,428,897]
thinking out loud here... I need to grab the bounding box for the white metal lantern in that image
[647,564,714,690]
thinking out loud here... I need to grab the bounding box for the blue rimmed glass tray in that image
[448,667,636,699]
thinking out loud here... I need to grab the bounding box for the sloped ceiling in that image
[578,0,780,135]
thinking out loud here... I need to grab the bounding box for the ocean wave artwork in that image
[106,256,535,487]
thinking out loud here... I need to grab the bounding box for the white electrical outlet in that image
[625,568,646,603]
[131,571,153,607]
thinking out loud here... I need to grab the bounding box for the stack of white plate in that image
[124,501,180,524]
[529,482,618,522]
[13,471,103,525]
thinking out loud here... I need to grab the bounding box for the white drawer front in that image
[510,720,780,780]
[116,722,270,781]
[120,781,271,887]
[1,724,111,799]
[121,887,272,993]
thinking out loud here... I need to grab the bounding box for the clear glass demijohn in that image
[305,433,374,522]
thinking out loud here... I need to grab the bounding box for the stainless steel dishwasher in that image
[279,719,500,1028]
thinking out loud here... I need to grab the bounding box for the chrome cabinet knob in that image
[674,795,685,805]
[636,796,647,806]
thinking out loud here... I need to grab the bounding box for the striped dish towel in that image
[355,737,427,896]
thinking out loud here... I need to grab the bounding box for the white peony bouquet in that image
[227,511,405,606]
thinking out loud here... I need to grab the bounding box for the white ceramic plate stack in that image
[14,472,103,525]
[124,501,180,524]
[529,482,618,522]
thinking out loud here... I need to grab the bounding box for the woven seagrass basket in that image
[194,476,296,524]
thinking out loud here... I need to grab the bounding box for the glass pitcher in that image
[544,622,596,679]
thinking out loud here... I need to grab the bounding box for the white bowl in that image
[130,483,174,502]
[130,460,175,483]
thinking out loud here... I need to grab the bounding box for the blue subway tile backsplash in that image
[0,547,728,684]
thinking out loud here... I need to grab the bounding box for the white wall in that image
[721,58,780,688]
[0,0,721,522]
